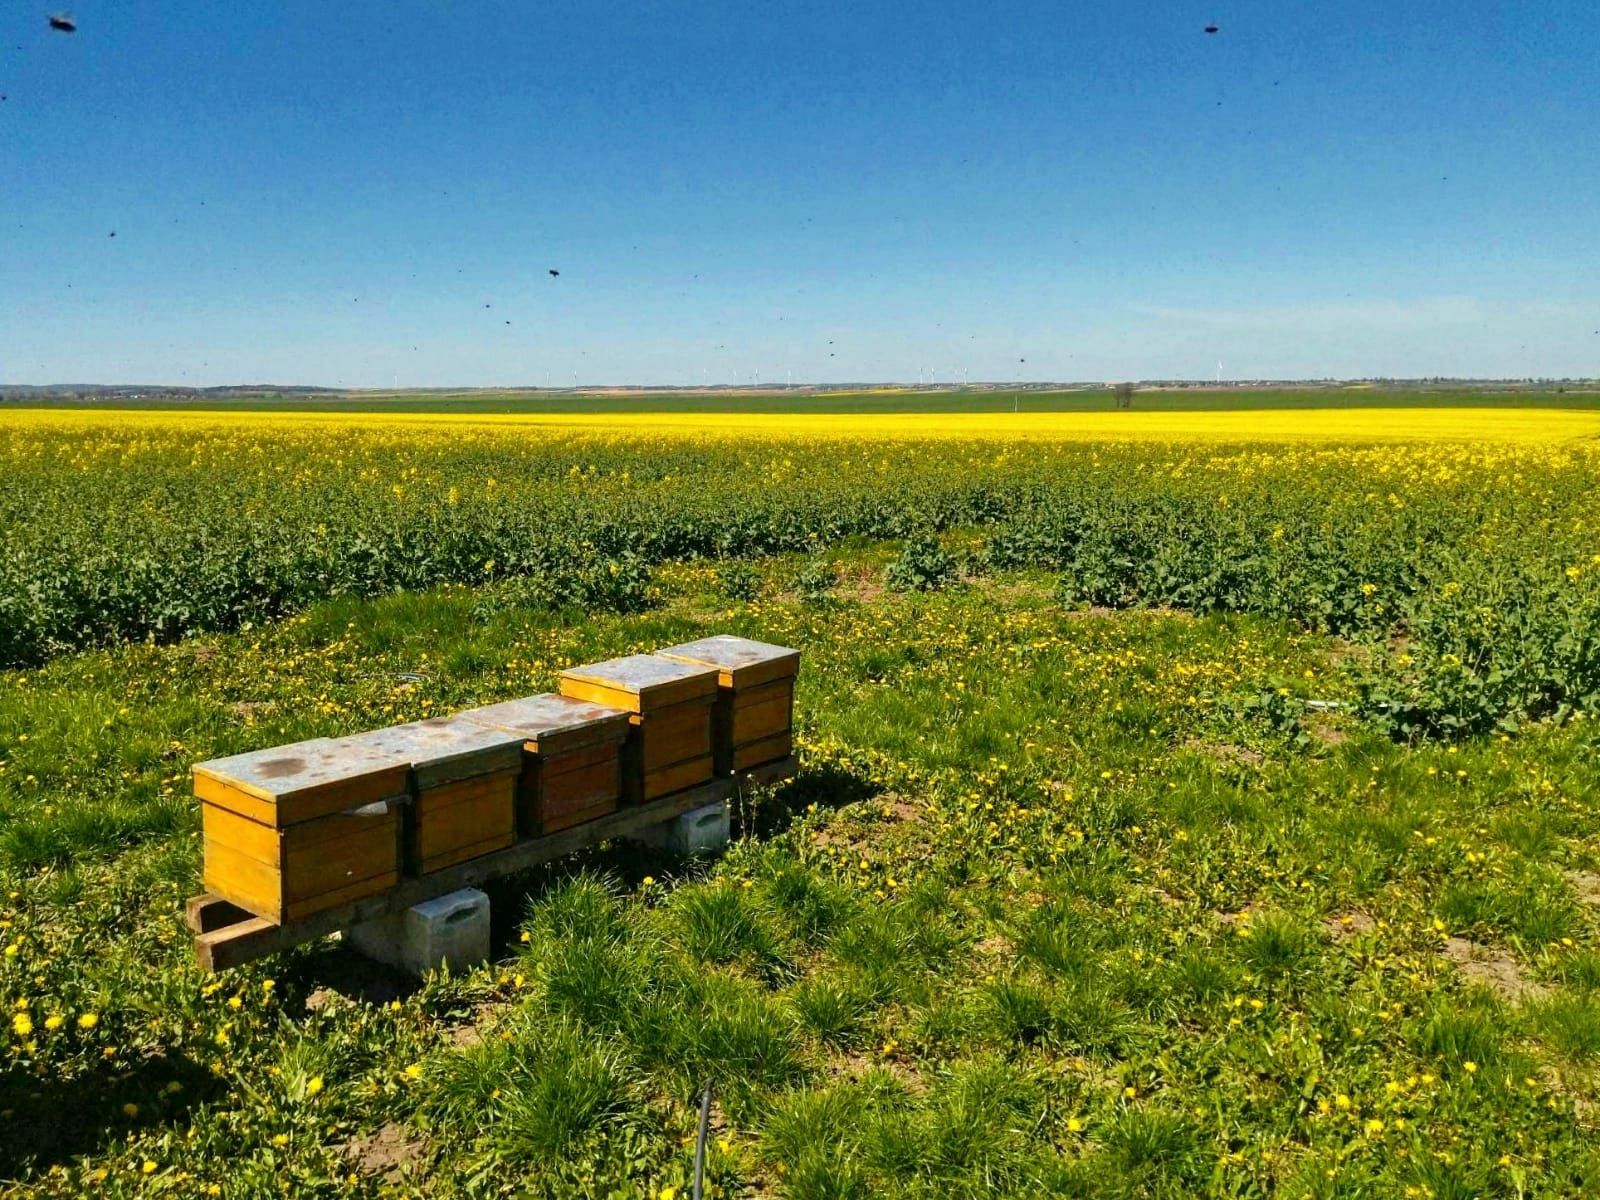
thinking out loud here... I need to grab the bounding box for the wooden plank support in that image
[189,755,797,972]
[185,894,255,933]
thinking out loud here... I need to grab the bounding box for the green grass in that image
[0,547,1598,1195]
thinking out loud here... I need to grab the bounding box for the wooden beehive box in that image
[558,655,719,804]
[193,736,409,924]
[457,694,632,836]
[657,635,800,774]
[351,717,524,876]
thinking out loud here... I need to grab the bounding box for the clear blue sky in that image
[3,0,1597,386]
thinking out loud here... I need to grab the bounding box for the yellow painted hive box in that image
[558,654,719,803]
[192,736,409,924]
[658,635,800,773]
[350,717,524,875]
[457,693,632,835]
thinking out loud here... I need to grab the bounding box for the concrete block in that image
[634,800,731,857]
[347,887,491,976]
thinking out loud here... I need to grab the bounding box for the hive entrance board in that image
[558,655,719,804]
[657,636,800,775]
[456,694,631,835]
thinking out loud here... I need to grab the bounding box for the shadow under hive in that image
[558,654,719,804]
[457,693,632,835]
[192,736,409,924]
[657,635,800,774]
[347,717,524,876]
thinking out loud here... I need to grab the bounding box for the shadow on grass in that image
[735,760,881,841]
[483,760,882,958]
[0,1051,217,1180]
[281,942,423,1013]
[260,759,882,982]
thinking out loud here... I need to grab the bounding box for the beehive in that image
[193,736,408,924]
[351,717,524,875]
[657,636,800,773]
[558,655,719,803]
[457,694,632,835]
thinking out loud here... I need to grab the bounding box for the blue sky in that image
[2,0,1597,386]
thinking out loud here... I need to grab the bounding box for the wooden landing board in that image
[188,755,798,972]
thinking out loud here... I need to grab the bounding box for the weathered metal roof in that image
[347,716,524,788]
[656,635,799,672]
[559,653,718,696]
[657,635,801,688]
[458,693,630,739]
[193,735,406,801]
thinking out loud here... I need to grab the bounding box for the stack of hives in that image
[193,636,799,926]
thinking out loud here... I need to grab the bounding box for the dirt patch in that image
[829,1050,926,1095]
[836,579,887,604]
[972,577,1053,602]
[1063,603,1191,622]
[299,948,417,1013]
[1566,870,1600,906]
[1541,1067,1599,1128]
[878,795,922,824]
[341,1121,428,1180]
[808,791,921,855]
[1443,937,1546,1004]
[1325,911,1376,941]
[1215,902,1263,928]
[1305,713,1352,747]
[444,1001,501,1048]
[1184,738,1264,767]
[304,988,338,1014]
[973,934,1013,959]
[1324,636,1371,670]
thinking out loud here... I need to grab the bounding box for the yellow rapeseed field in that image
[7,405,1600,444]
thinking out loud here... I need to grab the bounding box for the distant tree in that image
[1114,382,1135,409]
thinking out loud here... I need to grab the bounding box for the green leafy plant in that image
[884,533,957,593]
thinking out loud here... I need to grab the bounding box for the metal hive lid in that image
[349,716,526,772]
[192,735,406,800]
[656,635,799,672]
[457,693,630,739]
[558,653,718,697]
